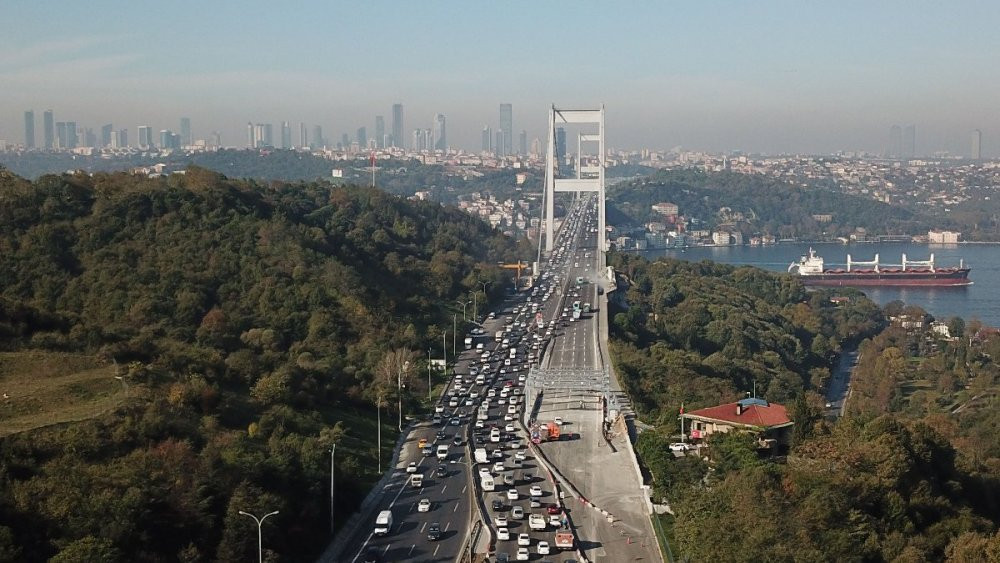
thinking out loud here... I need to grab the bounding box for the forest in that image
[607,169,939,239]
[0,165,528,561]
[612,253,1000,561]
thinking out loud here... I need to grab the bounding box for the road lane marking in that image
[445,521,452,531]
[420,521,427,533]
[408,544,415,556]
[434,544,441,556]
[454,502,460,512]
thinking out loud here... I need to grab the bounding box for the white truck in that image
[495,330,504,342]
[481,473,495,491]
[474,447,488,464]
[528,513,547,531]
[464,336,473,349]
[374,510,393,536]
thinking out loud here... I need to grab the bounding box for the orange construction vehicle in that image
[547,421,560,441]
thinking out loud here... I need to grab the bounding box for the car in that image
[505,423,515,432]
[515,451,527,461]
[465,398,475,406]
[450,417,461,426]
[475,419,485,428]
[516,547,530,560]
[517,533,531,546]
[434,405,444,414]
[494,461,505,473]
[504,414,514,421]
[361,546,381,563]
[497,527,510,541]
[549,514,562,527]
[492,449,504,459]
[422,445,434,456]
[406,462,418,473]
[492,498,504,511]
[453,436,463,447]
[546,505,562,515]
[427,522,441,541]
[436,430,448,440]
[504,473,515,486]
[511,505,524,519]
[436,464,448,478]
[507,488,519,500]
[495,514,508,527]
[553,416,563,426]
[530,485,543,497]
[418,498,431,512]
[529,498,541,509]
[537,541,550,555]
[418,438,428,449]
[668,442,694,452]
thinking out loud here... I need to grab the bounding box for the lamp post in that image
[398,360,410,432]
[238,509,279,563]
[456,299,470,322]
[427,348,432,402]
[453,314,457,358]
[329,444,336,535]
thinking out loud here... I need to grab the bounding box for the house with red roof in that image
[681,397,794,451]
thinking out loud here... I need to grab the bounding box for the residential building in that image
[100,124,113,147]
[651,202,679,216]
[137,126,153,149]
[519,130,527,155]
[482,126,493,152]
[299,122,308,148]
[681,397,793,450]
[312,125,323,149]
[928,230,960,244]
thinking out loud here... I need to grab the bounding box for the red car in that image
[546,505,562,515]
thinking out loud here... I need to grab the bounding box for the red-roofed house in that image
[681,397,794,451]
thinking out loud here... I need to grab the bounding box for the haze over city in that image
[3,0,1000,156]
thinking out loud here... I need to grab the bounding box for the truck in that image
[495,330,504,342]
[547,421,561,441]
[374,510,393,536]
[529,513,547,530]
[554,531,574,550]
[474,447,488,464]
[464,336,473,349]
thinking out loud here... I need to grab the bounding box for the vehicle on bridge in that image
[374,509,393,536]
[555,531,574,550]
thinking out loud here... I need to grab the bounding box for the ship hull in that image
[799,268,972,287]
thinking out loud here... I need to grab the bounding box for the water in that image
[637,242,1000,325]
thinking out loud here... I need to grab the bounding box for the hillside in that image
[0,165,526,561]
[608,169,937,238]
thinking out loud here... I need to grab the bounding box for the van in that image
[481,473,495,492]
[436,445,449,460]
[374,510,393,536]
[495,331,504,342]
[411,474,423,488]
[490,428,501,443]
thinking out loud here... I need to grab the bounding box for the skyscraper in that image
[281,121,292,149]
[412,129,422,151]
[100,124,113,147]
[312,125,323,149]
[55,122,67,149]
[519,130,527,156]
[499,103,513,156]
[247,122,256,148]
[392,103,404,148]
[357,127,367,148]
[496,130,506,157]
[180,117,191,146]
[137,126,153,149]
[341,133,350,149]
[43,110,54,149]
[424,129,432,151]
[433,114,446,151]
[66,122,78,149]
[555,127,567,160]
[903,125,916,158]
[23,110,35,148]
[299,122,308,148]
[110,129,122,149]
[972,129,982,160]
[117,128,128,148]
[482,126,493,152]
[160,130,180,149]
[263,123,273,147]
[889,125,902,158]
[375,116,385,148]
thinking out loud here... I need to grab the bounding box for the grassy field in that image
[0,350,120,437]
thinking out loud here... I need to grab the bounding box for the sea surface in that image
[636,242,1000,326]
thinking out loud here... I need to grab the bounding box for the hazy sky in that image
[3,1,1000,156]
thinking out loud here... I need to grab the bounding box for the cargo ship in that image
[788,248,972,287]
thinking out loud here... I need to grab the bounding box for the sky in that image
[3,0,1000,156]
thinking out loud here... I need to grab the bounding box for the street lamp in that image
[456,299,471,321]
[238,509,279,563]
[475,281,491,321]
[427,348,433,402]
[329,444,336,535]
[398,360,410,432]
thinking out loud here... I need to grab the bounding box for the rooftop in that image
[683,398,792,428]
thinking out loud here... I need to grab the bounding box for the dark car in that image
[427,522,441,541]
[492,499,504,511]
[436,430,448,440]
[452,436,463,447]
[546,505,562,515]
[436,464,448,478]
[495,553,509,563]
[361,546,380,562]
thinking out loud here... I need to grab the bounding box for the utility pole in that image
[427,348,432,402]
[329,444,336,535]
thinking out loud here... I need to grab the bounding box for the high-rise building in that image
[281,121,291,149]
[972,129,982,160]
[519,130,527,156]
[482,126,493,152]
[252,123,264,148]
[424,129,432,151]
[412,129,422,151]
[100,124,113,147]
[496,130,506,157]
[499,103,513,156]
[66,122,78,149]
[137,126,153,149]
[110,129,122,149]
[530,137,541,157]
[246,122,255,148]
[55,122,67,149]
[357,127,367,148]
[903,125,916,158]
[299,122,308,148]
[312,125,323,149]
[392,103,404,148]
[23,110,35,148]
[160,130,180,149]
[555,127,567,160]
[180,117,191,146]
[84,128,96,148]
[889,125,902,158]
[433,114,446,151]
[211,131,221,147]
[43,110,54,149]
[118,128,128,148]
[263,123,273,147]
[375,115,385,148]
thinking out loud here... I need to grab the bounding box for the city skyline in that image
[2,2,1000,155]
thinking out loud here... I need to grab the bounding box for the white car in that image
[549,514,562,527]
[505,423,515,432]
[517,547,530,561]
[406,462,418,473]
[537,541,550,555]
[494,462,505,474]
[475,419,485,428]
[507,488,519,500]
[529,485,543,497]
[495,515,508,527]
[514,451,526,461]
[668,442,694,452]
[517,533,531,546]
[554,416,563,425]
[497,527,510,541]
[417,498,431,512]
[511,505,524,519]
[435,405,444,413]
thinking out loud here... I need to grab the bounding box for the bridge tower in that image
[543,105,606,256]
